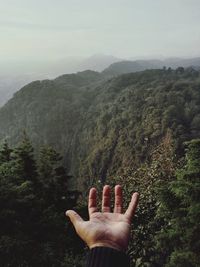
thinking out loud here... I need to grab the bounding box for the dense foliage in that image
[0,68,200,186]
[109,135,200,267]
[0,67,200,266]
[108,131,177,266]
[0,137,85,267]
[1,135,199,266]
[155,139,200,267]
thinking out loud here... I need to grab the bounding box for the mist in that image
[0,0,200,106]
[0,0,200,76]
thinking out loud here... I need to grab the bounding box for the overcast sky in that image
[0,0,200,64]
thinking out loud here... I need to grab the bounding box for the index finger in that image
[125,192,139,222]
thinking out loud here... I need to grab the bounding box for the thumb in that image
[66,210,84,228]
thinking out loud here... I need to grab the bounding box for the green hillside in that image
[1,67,200,267]
[0,68,200,186]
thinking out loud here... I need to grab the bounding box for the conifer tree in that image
[0,139,82,266]
[0,140,12,165]
[38,146,69,208]
[11,133,37,183]
[37,146,76,266]
[0,136,38,266]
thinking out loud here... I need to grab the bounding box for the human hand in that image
[66,185,139,252]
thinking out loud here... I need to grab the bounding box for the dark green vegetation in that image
[0,136,86,267]
[111,135,200,267]
[1,135,200,266]
[155,139,200,267]
[0,68,200,183]
[0,67,200,266]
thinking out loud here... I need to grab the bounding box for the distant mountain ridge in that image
[102,57,200,76]
[0,74,49,107]
[0,54,121,107]
[1,56,200,107]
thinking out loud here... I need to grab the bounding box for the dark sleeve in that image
[86,247,130,267]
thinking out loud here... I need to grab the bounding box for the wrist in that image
[87,247,130,267]
[89,242,126,252]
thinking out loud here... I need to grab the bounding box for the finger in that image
[102,185,111,212]
[88,187,98,217]
[114,185,123,213]
[125,192,139,222]
[66,210,84,229]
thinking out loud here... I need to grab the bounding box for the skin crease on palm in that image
[66,185,139,252]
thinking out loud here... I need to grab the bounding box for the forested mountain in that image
[103,57,200,76]
[0,68,200,187]
[1,67,200,267]
[0,75,36,107]
[1,57,200,107]
[102,60,164,76]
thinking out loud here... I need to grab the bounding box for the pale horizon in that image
[0,0,200,72]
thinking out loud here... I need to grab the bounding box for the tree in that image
[0,136,38,266]
[11,133,37,183]
[0,139,83,266]
[0,140,12,165]
[38,146,69,208]
[37,145,83,267]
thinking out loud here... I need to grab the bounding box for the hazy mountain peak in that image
[77,54,122,72]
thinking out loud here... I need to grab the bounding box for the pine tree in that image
[0,136,38,266]
[37,146,77,266]
[38,146,69,207]
[0,139,82,266]
[11,133,37,182]
[0,140,12,165]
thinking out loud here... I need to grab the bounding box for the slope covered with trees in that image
[0,67,200,266]
[0,68,200,186]
[1,135,199,267]
[155,139,200,266]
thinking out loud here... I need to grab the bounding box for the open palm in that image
[66,185,139,251]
